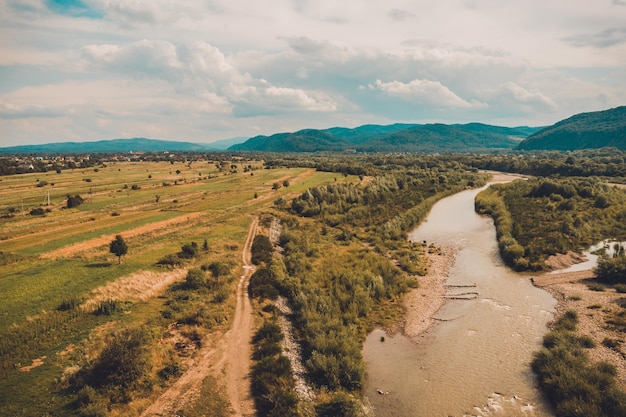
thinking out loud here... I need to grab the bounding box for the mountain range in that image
[227,123,537,153]
[0,106,623,154]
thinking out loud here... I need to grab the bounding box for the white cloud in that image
[0,101,65,119]
[500,82,556,109]
[369,79,486,109]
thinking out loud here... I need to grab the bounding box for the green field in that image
[0,159,352,416]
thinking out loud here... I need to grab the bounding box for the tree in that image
[109,235,128,264]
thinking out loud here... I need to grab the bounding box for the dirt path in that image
[140,217,257,417]
[224,216,257,416]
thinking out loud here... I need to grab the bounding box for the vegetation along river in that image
[363,181,557,417]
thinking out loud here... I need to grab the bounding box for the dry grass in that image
[82,269,188,312]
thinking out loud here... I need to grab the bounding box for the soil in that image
[140,217,257,417]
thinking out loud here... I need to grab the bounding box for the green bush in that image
[316,392,365,417]
[251,235,273,265]
[596,255,626,285]
[83,327,152,396]
[250,321,300,417]
[185,268,207,290]
[532,310,626,417]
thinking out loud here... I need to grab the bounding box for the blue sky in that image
[1,0,625,146]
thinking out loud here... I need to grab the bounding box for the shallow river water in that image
[363,184,557,417]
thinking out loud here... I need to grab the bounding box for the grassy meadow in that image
[0,158,352,416]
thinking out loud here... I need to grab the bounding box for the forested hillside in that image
[516,106,626,151]
[229,123,537,153]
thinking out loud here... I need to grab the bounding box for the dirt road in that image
[140,217,257,417]
[224,217,257,416]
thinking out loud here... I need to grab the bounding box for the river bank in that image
[402,246,456,338]
[536,277,626,391]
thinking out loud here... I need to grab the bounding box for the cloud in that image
[228,81,337,117]
[101,0,158,27]
[369,79,486,109]
[80,39,338,117]
[496,82,557,112]
[0,101,65,119]
[388,9,415,21]
[563,27,626,48]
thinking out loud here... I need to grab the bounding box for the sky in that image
[1,0,625,146]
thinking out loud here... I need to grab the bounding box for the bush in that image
[84,327,152,395]
[251,235,273,265]
[66,194,84,208]
[596,255,626,285]
[179,242,198,259]
[204,261,231,279]
[185,268,207,289]
[158,363,183,380]
[316,392,365,417]
[157,254,181,266]
[250,322,299,417]
[615,284,626,293]
[587,282,606,292]
[30,207,45,216]
[532,309,626,417]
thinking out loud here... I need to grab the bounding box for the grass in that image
[0,160,351,415]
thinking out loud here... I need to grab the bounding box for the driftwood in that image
[443,291,479,300]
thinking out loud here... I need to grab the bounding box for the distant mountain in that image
[229,123,540,153]
[0,138,218,154]
[207,137,248,150]
[516,106,626,151]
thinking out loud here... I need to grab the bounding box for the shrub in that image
[596,255,626,285]
[185,268,207,290]
[157,254,181,266]
[316,392,365,417]
[158,363,183,380]
[66,194,84,208]
[204,261,231,279]
[587,282,605,292]
[251,235,273,265]
[179,242,198,259]
[30,207,45,216]
[86,327,152,391]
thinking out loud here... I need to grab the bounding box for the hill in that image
[229,123,539,153]
[0,138,218,154]
[516,106,626,151]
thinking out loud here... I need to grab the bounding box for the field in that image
[0,159,352,416]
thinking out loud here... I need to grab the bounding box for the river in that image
[363,182,557,417]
